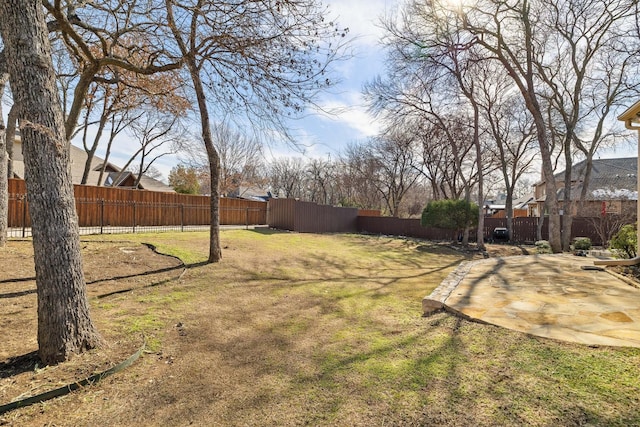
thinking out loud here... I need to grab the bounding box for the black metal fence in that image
[7,194,267,238]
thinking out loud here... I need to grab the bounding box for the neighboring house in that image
[229,185,272,202]
[531,157,637,217]
[10,134,174,193]
[484,194,535,218]
[514,194,536,217]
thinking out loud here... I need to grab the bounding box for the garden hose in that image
[0,342,145,415]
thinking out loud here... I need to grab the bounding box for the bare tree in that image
[536,0,640,250]
[398,0,488,247]
[338,145,384,210]
[76,83,139,184]
[94,108,145,186]
[269,157,306,199]
[305,157,339,205]
[112,109,185,188]
[341,133,421,217]
[75,65,189,185]
[42,0,183,140]
[0,59,8,247]
[416,119,470,201]
[455,0,563,251]
[165,0,347,262]
[0,0,102,364]
[364,83,473,197]
[186,121,264,196]
[478,64,537,240]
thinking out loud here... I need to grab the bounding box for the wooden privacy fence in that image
[267,198,359,233]
[267,197,629,246]
[360,216,628,246]
[8,179,267,231]
[482,217,628,246]
[482,217,545,243]
[357,216,459,241]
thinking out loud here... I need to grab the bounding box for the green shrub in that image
[610,224,637,259]
[573,237,592,251]
[535,240,552,254]
[421,199,479,231]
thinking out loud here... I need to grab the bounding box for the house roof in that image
[552,157,637,201]
[107,170,174,193]
[232,185,272,201]
[69,144,123,187]
[11,135,174,192]
[482,194,534,210]
[618,100,640,123]
[513,194,535,209]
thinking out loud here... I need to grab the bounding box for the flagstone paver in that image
[423,254,640,347]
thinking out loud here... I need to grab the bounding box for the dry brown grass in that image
[1,230,639,426]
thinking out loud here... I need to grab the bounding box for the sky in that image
[274,0,396,157]
[91,0,399,181]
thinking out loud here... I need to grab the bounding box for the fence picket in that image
[7,178,267,232]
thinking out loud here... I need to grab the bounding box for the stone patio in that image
[423,254,640,347]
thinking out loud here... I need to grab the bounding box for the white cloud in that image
[325,0,397,48]
[307,1,394,144]
[316,96,381,138]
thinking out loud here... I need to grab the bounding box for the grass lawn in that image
[2,229,640,426]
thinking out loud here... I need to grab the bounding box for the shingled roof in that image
[554,157,637,201]
[11,134,174,193]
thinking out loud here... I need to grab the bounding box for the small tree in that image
[610,224,637,259]
[169,165,201,195]
[587,214,634,249]
[421,199,479,243]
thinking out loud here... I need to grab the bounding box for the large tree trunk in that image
[560,136,574,251]
[0,0,101,364]
[205,135,222,262]
[6,104,18,179]
[561,168,574,252]
[530,106,561,252]
[473,104,485,250]
[166,2,222,263]
[505,192,513,242]
[194,73,222,262]
[0,73,8,247]
[0,123,6,248]
[537,201,545,242]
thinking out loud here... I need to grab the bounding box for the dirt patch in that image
[609,264,640,286]
[0,240,184,418]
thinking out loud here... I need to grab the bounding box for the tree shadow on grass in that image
[249,227,288,236]
[0,288,36,299]
[0,351,39,379]
[94,261,208,299]
[0,264,190,301]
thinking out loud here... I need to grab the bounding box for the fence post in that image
[21,195,27,238]
[100,199,104,234]
[245,207,249,230]
[133,201,137,233]
[181,204,184,232]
